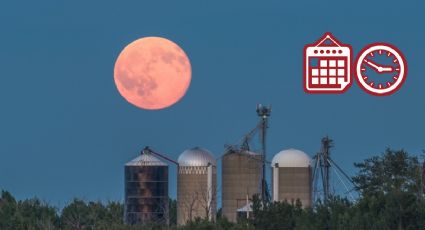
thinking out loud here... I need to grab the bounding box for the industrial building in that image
[221,149,262,222]
[124,149,169,225]
[177,147,217,225]
[121,105,350,226]
[271,149,312,207]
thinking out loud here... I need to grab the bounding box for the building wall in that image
[222,152,262,222]
[124,166,169,225]
[272,167,312,208]
[177,166,217,225]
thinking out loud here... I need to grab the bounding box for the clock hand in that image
[380,66,393,72]
[363,59,393,73]
[363,59,380,71]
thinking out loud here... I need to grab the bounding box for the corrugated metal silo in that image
[271,149,312,207]
[177,147,217,225]
[222,149,262,222]
[124,150,169,225]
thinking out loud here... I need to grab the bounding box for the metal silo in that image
[177,147,217,225]
[124,149,169,225]
[222,149,262,222]
[271,149,312,208]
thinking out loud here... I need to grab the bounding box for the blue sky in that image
[0,0,424,206]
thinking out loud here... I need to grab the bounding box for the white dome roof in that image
[178,147,216,167]
[126,153,167,166]
[271,149,311,167]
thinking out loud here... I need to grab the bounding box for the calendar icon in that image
[304,32,352,93]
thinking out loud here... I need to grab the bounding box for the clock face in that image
[355,43,407,96]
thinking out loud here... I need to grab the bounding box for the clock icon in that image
[355,43,407,96]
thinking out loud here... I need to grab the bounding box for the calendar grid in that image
[308,57,348,88]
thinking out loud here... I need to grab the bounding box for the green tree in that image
[60,199,91,230]
[352,149,423,230]
[353,148,420,196]
[18,198,58,230]
[311,197,352,230]
[169,198,177,226]
[0,190,24,229]
[0,191,59,230]
[250,194,296,230]
[60,199,126,230]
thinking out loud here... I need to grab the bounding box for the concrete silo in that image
[271,149,312,208]
[124,150,169,225]
[177,147,217,225]
[222,149,262,222]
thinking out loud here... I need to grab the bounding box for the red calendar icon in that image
[304,32,352,93]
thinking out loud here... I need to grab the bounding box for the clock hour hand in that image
[380,66,393,72]
[363,59,393,73]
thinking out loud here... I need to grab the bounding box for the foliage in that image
[60,199,124,229]
[352,148,420,196]
[169,198,177,226]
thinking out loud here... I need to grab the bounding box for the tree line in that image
[1,148,425,229]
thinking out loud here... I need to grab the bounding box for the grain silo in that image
[124,149,169,225]
[271,149,312,207]
[177,147,217,225]
[222,149,262,222]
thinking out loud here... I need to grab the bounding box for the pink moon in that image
[114,37,192,110]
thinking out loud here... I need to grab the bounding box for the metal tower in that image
[256,104,271,204]
[220,104,272,206]
[312,136,355,203]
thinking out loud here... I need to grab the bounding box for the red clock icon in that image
[355,43,407,96]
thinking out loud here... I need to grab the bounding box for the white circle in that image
[356,45,405,95]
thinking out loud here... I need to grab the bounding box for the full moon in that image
[114,37,191,110]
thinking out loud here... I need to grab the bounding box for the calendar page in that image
[304,33,352,93]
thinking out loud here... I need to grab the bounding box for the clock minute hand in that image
[363,59,381,72]
[363,59,393,73]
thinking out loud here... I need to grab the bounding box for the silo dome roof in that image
[271,149,311,167]
[178,147,216,167]
[126,153,167,166]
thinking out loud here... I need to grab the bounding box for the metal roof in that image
[178,147,216,167]
[271,148,311,168]
[126,152,168,166]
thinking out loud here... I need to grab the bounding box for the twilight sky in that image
[0,0,424,206]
